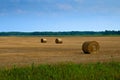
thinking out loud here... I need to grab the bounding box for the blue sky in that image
[0,0,120,32]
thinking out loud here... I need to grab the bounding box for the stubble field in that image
[0,36,120,67]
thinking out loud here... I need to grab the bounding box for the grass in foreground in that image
[0,62,120,80]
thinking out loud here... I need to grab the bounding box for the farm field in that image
[0,36,120,67]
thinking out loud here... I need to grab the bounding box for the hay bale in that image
[41,38,47,43]
[82,41,100,54]
[55,38,63,44]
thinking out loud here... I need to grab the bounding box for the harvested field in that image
[0,36,120,67]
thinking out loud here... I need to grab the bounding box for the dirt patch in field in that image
[0,36,120,67]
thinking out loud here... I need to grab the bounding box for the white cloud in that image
[16,9,26,14]
[0,12,7,16]
[35,11,45,16]
[10,0,53,3]
[57,4,73,11]
[10,0,21,3]
[74,0,84,3]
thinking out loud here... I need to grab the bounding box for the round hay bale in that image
[55,38,63,44]
[82,41,100,54]
[41,38,47,43]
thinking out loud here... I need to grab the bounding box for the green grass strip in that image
[0,62,120,80]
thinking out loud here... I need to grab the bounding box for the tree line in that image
[0,30,120,36]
